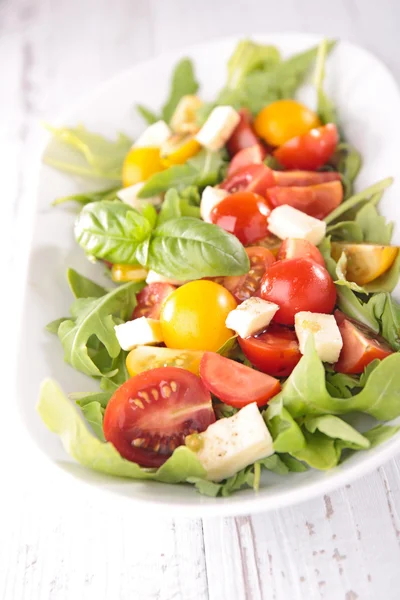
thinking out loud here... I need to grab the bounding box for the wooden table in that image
[2,1,400,598]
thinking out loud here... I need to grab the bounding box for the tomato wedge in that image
[277,239,325,268]
[331,243,399,286]
[226,108,260,156]
[274,124,339,170]
[227,144,266,177]
[103,367,215,467]
[132,282,176,320]
[273,170,341,187]
[126,346,204,377]
[266,181,343,220]
[220,164,275,196]
[334,311,393,374]
[238,323,302,377]
[200,352,281,408]
[222,246,275,303]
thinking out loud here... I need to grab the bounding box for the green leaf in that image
[354,203,393,244]
[80,401,105,441]
[46,317,68,334]
[336,286,379,332]
[52,186,119,206]
[147,217,250,280]
[44,124,132,181]
[162,58,199,123]
[279,454,308,473]
[264,397,306,453]
[304,415,370,449]
[326,221,364,243]
[71,390,113,408]
[136,104,159,125]
[156,188,200,226]
[363,424,400,448]
[216,335,238,357]
[226,39,281,89]
[75,201,152,264]
[291,430,340,470]
[314,38,338,126]
[38,379,206,482]
[373,293,400,350]
[67,268,107,299]
[324,178,393,225]
[359,359,380,387]
[325,372,360,398]
[100,351,130,392]
[363,252,400,294]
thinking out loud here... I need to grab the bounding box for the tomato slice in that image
[277,239,325,267]
[210,191,272,245]
[226,108,260,156]
[220,164,275,196]
[103,367,215,467]
[132,282,176,320]
[266,181,343,220]
[274,124,339,170]
[200,352,281,408]
[126,346,204,377]
[331,243,399,286]
[227,144,266,177]
[273,170,341,187]
[222,246,275,303]
[334,311,393,374]
[238,323,301,377]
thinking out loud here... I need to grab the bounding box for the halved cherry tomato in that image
[273,170,341,187]
[277,239,325,268]
[226,108,260,156]
[274,124,339,170]
[132,282,176,320]
[200,352,281,408]
[220,164,275,196]
[103,367,215,467]
[331,243,399,286]
[210,191,272,245]
[260,258,336,325]
[254,100,321,147]
[126,346,204,377]
[334,311,393,374]
[227,144,266,177]
[266,181,343,220]
[111,264,148,283]
[238,323,301,377]
[122,147,164,187]
[222,246,275,303]
[248,234,282,256]
[160,133,201,167]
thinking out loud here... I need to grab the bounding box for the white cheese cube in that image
[195,106,240,151]
[145,270,188,286]
[117,182,162,209]
[190,403,274,481]
[114,317,163,351]
[294,311,343,363]
[268,205,326,246]
[134,120,171,148]
[200,186,229,222]
[225,297,279,338]
[170,95,203,134]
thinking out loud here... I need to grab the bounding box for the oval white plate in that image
[16,33,400,517]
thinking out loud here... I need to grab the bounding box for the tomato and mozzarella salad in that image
[40,38,400,497]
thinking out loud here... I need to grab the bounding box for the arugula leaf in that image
[264,398,305,453]
[52,186,119,207]
[326,221,364,243]
[67,268,107,299]
[213,403,238,420]
[80,401,105,441]
[100,351,130,392]
[359,359,380,387]
[314,38,338,126]
[291,430,339,470]
[44,124,132,181]
[304,415,370,449]
[162,58,199,123]
[325,372,360,398]
[363,424,400,448]
[279,454,308,473]
[157,188,200,226]
[354,203,394,244]
[147,217,250,280]
[136,104,159,125]
[216,335,238,357]
[71,390,113,408]
[46,317,68,334]
[324,178,393,225]
[226,39,281,89]
[371,293,400,349]
[363,252,400,294]
[75,201,152,264]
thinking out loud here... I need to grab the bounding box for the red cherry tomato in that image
[238,323,302,377]
[222,246,276,303]
[260,258,336,325]
[227,144,266,177]
[274,124,339,170]
[132,282,176,320]
[334,311,393,374]
[226,108,260,156]
[200,352,281,408]
[220,164,275,196]
[273,170,341,187]
[277,239,325,268]
[266,181,343,220]
[103,367,215,467]
[210,191,271,246]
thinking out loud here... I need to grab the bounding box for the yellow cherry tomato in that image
[254,100,321,147]
[331,243,399,285]
[122,147,164,187]
[160,134,201,167]
[160,280,237,351]
[126,346,204,377]
[111,264,148,283]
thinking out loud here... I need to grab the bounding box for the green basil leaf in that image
[52,186,119,206]
[67,268,107,299]
[162,58,199,123]
[136,104,159,125]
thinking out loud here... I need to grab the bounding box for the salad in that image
[39,38,400,497]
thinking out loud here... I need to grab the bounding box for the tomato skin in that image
[274,124,339,170]
[222,246,276,303]
[103,367,215,467]
[260,258,336,325]
[126,347,204,377]
[220,163,275,197]
[238,323,301,377]
[277,239,325,268]
[210,191,272,246]
[200,352,281,408]
[266,181,343,220]
[226,108,260,156]
[227,144,266,177]
[334,311,393,374]
[254,100,321,147]
[273,170,341,187]
[132,283,176,320]
[331,243,399,286]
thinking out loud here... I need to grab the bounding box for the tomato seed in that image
[151,389,159,400]
[170,381,177,392]
[138,391,151,403]
[133,398,144,409]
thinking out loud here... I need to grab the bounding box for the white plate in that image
[16,33,400,517]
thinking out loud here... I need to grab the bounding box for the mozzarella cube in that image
[225,297,279,338]
[114,317,163,351]
[294,311,343,363]
[145,270,188,286]
[117,182,162,209]
[200,186,229,222]
[268,205,326,246]
[170,95,203,134]
[195,106,240,151]
[134,120,171,148]
[189,403,274,481]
